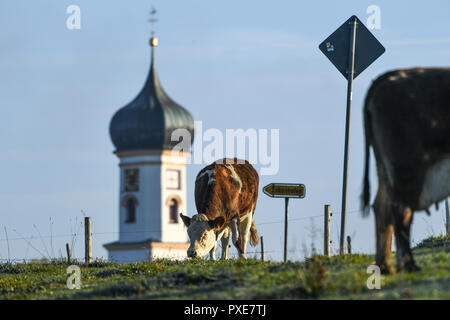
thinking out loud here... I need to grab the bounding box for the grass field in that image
[0,236,448,300]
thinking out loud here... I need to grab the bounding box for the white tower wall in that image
[160,153,189,243]
[118,159,162,243]
[104,150,189,262]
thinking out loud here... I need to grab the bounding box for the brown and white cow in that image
[180,158,259,259]
[362,68,450,273]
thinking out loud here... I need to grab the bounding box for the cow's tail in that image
[249,218,259,247]
[362,94,373,217]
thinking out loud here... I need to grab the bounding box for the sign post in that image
[339,17,357,256]
[319,15,385,254]
[263,183,305,262]
[284,197,289,262]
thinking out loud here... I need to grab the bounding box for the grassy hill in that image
[0,236,448,300]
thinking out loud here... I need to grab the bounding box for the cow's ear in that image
[180,213,191,227]
[208,216,225,229]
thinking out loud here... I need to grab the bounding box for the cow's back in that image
[195,158,259,221]
[364,68,450,208]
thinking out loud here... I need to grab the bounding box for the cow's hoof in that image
[379,264,395,275]
[404,261,421,273]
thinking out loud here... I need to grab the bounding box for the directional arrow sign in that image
[263,183,305,199]
[263,183,305,262]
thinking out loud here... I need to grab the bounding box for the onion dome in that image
[109,37,194,152]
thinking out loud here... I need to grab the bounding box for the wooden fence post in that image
[347,235,352,254]
[324,205,331,257]
[445,198,449,236]
[66,243,72,264]
[260,236,265,261]
[84,217,92,265]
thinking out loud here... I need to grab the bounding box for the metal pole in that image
[445,197,449,236]
[84,217,92,265]
[324,205,331,256]
[4,227,10,263]
[339,17,358,255]
[284,197,289,262]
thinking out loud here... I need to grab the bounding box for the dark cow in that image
[362,68,450,273]
[180,158,259,259]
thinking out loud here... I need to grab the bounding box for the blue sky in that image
[0,0,449,262]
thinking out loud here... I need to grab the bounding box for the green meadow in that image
[0,236,448,300]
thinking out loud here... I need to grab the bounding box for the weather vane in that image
[149,6,158,37]
[148,6,158,47]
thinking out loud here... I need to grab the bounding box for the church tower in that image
[104,13,194,263]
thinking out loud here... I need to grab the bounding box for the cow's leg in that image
[215,227,228,260]
[230,215,244,256]
[392,203,420,272]
[221,227,230,260]
[209,242,217,261]
[373,185,395,274]
[238,213,253,259]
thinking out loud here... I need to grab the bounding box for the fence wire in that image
[0,208,363,243]
[0,208,366,263]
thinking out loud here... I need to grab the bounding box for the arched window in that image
[123,196,137,223]
[169,198,178,223]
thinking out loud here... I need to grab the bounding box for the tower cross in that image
[149,6,158,36]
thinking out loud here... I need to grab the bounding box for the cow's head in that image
[180,213,225,258]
